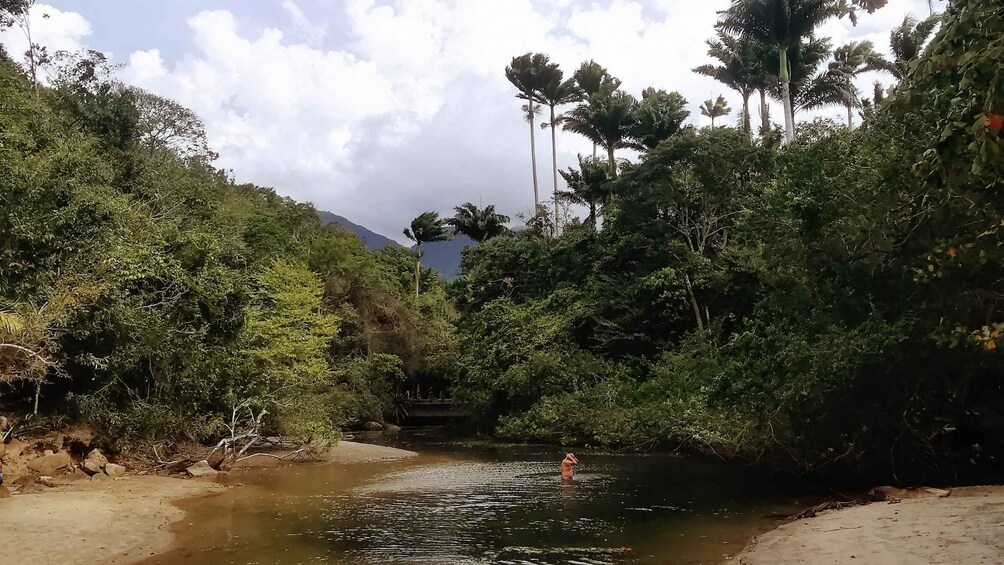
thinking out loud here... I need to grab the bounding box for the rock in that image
[27,451,73,476]
[82,449,109,475]
[18,483,46,494]
[5,439,26,460]
[58,467,90,484]
[13,474,38,487]
[384,424,402,433]
[103,463,126,477]
[35,475,57,488]
[0,485,9,498]
[362,421,384,431]
[186,460,218,478]
[89,471,109,482]
[205,449,225,470]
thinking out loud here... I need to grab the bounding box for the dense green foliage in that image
[0,55,456,446]
[456,0,1002,483]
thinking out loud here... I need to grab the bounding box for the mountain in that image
[317,210,400,250]
[316,210,472,280]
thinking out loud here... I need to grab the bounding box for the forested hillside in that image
[0,52,457,448]
[1,0,1000,487]
[451,0,1003,483]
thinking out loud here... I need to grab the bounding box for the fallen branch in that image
[789,500,857,520]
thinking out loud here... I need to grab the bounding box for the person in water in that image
[560,453,578,479]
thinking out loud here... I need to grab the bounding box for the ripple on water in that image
[318,460,636,564]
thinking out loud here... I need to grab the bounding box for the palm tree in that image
[829,41,886,127]
[769,35,838,123]
[700,95,732,127]
[562,90,637,179]
[789,69,845,121]
[879,14,939,79]
[537,64,580,231]
[403,212,450,298]
[629,87,690,150]
[718,0,867,142]
[506,53,552,209]
[571,61,621,159]
[447,203,510,242]
[693,30,765,135]
[558,155,611,229]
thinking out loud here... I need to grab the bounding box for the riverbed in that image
[146,429,811,564]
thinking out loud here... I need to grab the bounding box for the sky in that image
[1,0,941,243]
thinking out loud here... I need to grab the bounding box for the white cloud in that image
[0,2,90,69]
[2,0,943,241]
[281,0,327,46]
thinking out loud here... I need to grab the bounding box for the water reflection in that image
[146,436,807,565]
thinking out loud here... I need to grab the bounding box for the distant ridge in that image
[317,210,400,250]
[316,210,473,280]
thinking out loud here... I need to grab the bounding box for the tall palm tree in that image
[693,30,764,135]
[629,87,690,150]
[447,203,510,242]
[718,0,877,142]
[879,14,939,79]
[829,41,886,127]
[506,53,552,209]
[768,35,837,123]
[789,69,845,120]
[571,60,621,159]
[537,64,580,231]
[403,212,450,298]
[562,90,637,179]
[558,155,611,229]
[700,95,732,127]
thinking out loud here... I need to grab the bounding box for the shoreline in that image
[731,485,1004,564]
[0,440,417,565]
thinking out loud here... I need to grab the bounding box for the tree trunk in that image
[846,103,853,128]
[779,48,795,143]
[684,273,705,333]
[550,104,559,233]
[414,244,421,299]
[589,201,597,230]
[742,93,751,135]
[607,145,617,179]
[759,88,769,134]
[528,100,540,210]
[33,382,41,415]
[592,142,597,160]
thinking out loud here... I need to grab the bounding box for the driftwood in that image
[789,500,857,520]
[868,486,952,502]
[788,485,953,521]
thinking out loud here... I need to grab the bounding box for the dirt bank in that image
[733,486,1004,565]
[0,440,416,564]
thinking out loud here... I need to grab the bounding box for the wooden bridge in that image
[403,390,469,422]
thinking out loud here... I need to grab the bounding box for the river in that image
[146,429,812,564]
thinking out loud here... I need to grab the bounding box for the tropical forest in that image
[0,0,1002,563]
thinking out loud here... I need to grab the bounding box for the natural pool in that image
[146,430,812,564]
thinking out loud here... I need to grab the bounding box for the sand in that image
[733,486,1004,565]
[0,440,416,564]
[0,475,224,564]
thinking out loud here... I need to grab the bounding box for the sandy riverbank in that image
[0,441,416,565]
[733,485,1004,565]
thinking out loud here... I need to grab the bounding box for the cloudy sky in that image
[2,0,940,243]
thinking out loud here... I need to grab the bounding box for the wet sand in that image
[0,441,415,565]
[733,486,1004,565]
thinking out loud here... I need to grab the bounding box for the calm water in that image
[146,430,811,564]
